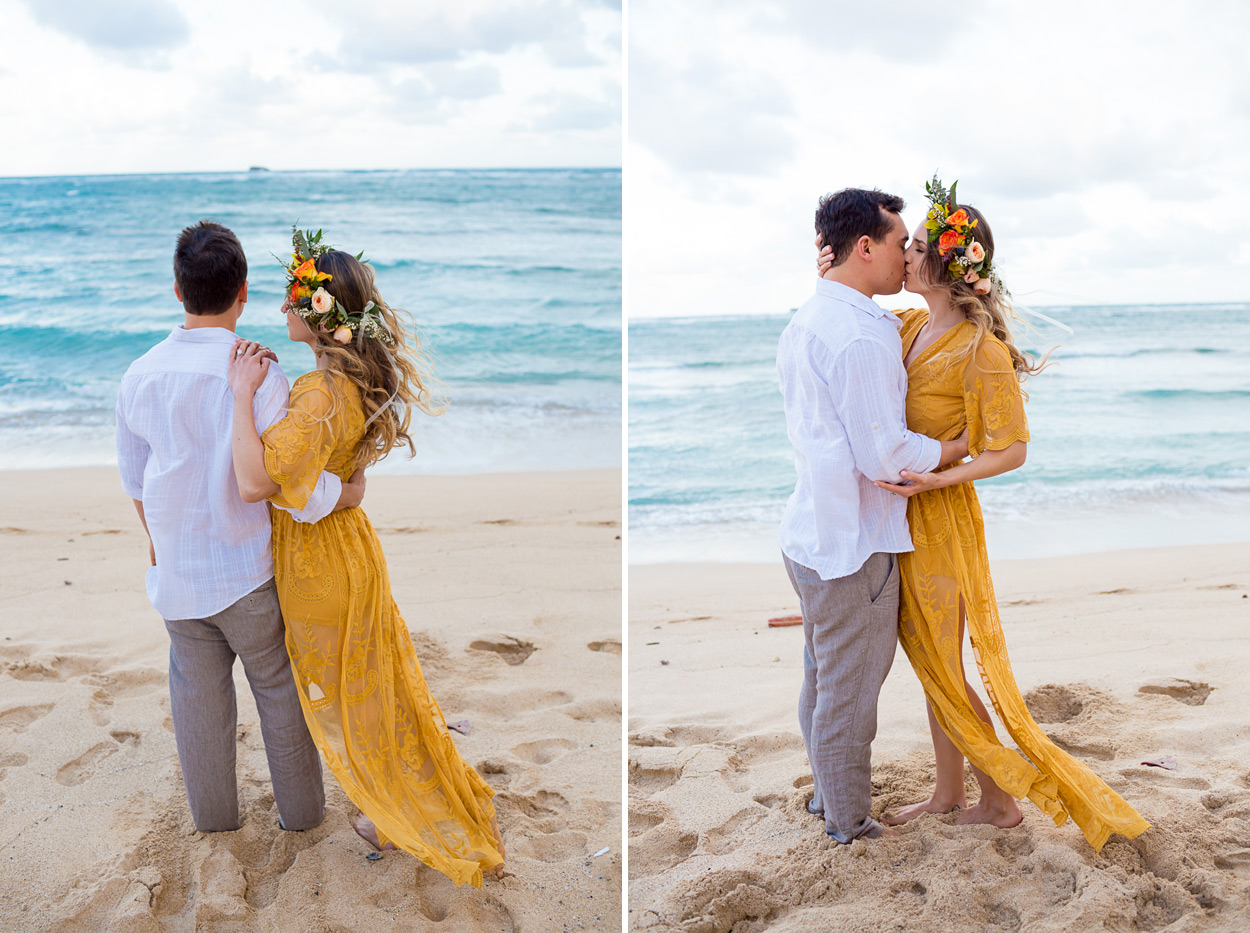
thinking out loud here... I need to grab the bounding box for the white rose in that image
[311,287,335,314]
[333,326,353,344]
[965,240,986,263]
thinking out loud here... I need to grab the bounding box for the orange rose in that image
[938,230,963,254]
[292,258,318,280]
[946,208,969,227]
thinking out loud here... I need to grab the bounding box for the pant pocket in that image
[867,553,898,607]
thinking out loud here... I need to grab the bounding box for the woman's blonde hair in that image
[918,205,1047,381]
[306,250,444,469]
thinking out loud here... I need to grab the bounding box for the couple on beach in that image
[115,221,505,886]
[779,180,1151,850]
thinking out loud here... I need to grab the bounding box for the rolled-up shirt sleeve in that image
[115,385,149,499]
[253,365,341,524]
[827,337,941,482]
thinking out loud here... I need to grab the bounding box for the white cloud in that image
[524,89,621,133]
[627,0,1250,312]
[0,0,620,175]
[19,0,189,53]
[324,0,605,69]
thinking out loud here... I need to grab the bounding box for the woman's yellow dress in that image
[895,308,1149,851]
[261,370,502,887]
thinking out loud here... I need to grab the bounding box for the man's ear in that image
[237,280,249,305]
[855,235,873,261]
[173,281,183,303]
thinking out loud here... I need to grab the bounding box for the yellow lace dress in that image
[261,370,502,887]
[895,308,1149,851]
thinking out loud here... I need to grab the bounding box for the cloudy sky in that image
[0,0,620,176]
[628,0,1250,313]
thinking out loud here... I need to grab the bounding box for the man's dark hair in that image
[815,188,906,268]
[174,221,248,315]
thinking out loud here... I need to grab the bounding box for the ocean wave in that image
[1125,388,1250,401]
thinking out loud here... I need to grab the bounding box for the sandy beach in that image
[0,466,621,932]
[628,543,1250,932]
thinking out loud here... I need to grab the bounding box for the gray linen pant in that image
[164,578,325,833]
[784,551,899,843]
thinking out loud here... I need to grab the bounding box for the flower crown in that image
[280,226,394,345]
[923,176,995,296]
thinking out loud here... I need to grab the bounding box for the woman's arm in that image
[228,341,281,503]
[874,440,1026,498]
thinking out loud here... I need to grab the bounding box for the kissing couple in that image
[116,221,505,886]
[777,182,1150,850]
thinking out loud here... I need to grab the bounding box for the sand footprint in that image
[1214,849,1250,879]
[1049,735,1115,760]
[0,703,53,736]
[560,697,620,722]
[497,789,569,834]
[194,847,249,923]
[89,688,115,726]
[510,738,574,765]
[1023,683,1087,723]
[628,799,665,837]
[629,748,684,794]
[701,806,767,855]
[1138,678,1213,706]
[415,874,455,922]
[469,635,536,666]
[586,639,621,655]
[56,742,119,786]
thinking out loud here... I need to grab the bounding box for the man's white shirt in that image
[777,279,941,581]
[116,326,341,620]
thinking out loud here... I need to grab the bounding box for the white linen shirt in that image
[778,279,942,581]
[116,325,342,620]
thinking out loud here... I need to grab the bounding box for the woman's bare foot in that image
[354,814,398,851]
[954,796,1022,828]
[882,796,965,826]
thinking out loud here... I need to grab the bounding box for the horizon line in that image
[628,300,1250,322]
[0,166,623,182]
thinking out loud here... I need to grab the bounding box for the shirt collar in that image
[814,278,899,329]
[171,325,239,343]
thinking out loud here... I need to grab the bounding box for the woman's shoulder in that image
[894,307,928,327]
[288,369,358,415]
[292,368,359,393]
[964,331,1015,376]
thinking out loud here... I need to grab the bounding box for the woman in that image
[819,179,1149,850]
[226,228,505,886]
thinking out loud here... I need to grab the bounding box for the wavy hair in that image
[301,250,445,469]
[917,204,1048,381]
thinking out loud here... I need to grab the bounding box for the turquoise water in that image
[0,168,621,473]
[629,304,1250,561]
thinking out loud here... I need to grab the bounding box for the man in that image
[116,221,364,833]
[777,188,967,843]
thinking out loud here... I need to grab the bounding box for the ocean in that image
[0,168,620,474]
[629,303,1250,562]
